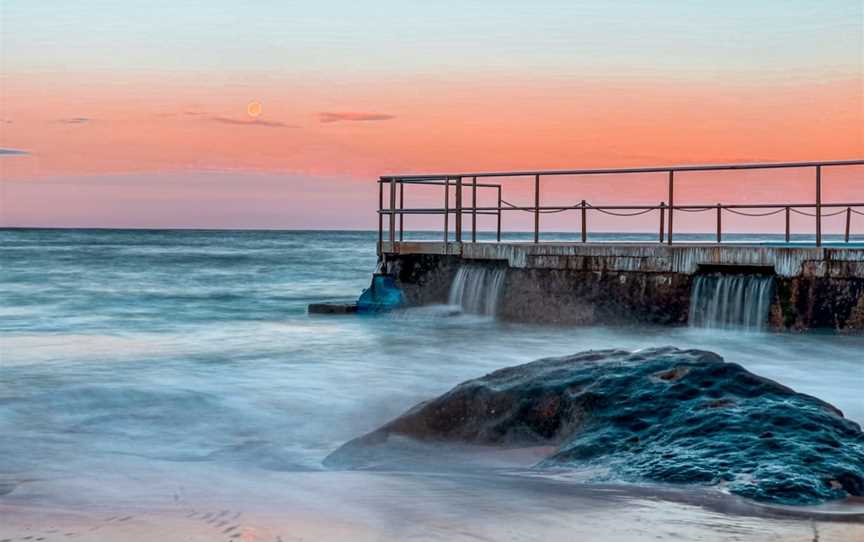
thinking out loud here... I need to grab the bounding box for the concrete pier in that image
[379,242,864,332]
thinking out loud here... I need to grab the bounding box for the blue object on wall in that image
[357,273,405,312]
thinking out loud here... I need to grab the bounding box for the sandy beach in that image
[2,470,864,542]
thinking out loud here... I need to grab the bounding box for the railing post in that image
[389,177,396,245]
[785,206,791,243]
[581,200,587,243]
[659,202,666,243]
[816,165,822,247]
[455,177,462,243]
[471,176,478,243]
[443,177,450,247]
[716,203,722,244]
[399,181,404,242]
[533,174,540,243]
[496,186,502,242]
[667,170,674,245]
[377,179,383,255]
[846,207,852,243]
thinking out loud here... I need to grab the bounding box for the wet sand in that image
[2,471,862,542]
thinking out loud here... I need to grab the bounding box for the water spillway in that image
[448,264,507,316]
[689,273,775,331]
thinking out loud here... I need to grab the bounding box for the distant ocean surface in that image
[1,229,863,540]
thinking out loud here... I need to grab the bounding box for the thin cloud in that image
[56,117,91,124]
[153,110,204,118]
[0,148,30,155]
[319,112,395,123]
[208,116,293,128]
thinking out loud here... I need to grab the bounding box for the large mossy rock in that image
[325,347,864,505]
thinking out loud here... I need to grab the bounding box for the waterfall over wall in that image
[448,265,507,316]
[689,274,775,331]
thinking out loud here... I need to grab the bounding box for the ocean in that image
[1,228,862,541]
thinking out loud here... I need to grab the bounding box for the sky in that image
[1,1,862,231]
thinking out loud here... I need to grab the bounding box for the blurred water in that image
[448,264,507,315]
[0,229,862,516]
[689,274,775,332]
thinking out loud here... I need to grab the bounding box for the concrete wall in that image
[381,242,864,332]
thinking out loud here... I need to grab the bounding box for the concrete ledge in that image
[382,242,864,278]
[308,302,358,315]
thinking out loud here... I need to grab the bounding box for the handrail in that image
[376,159,864,252]
[380,159,864,181]
[381,203,864,212]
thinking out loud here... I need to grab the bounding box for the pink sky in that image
[1,2,862,230]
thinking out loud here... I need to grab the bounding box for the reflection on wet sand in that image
[2,470,863,542]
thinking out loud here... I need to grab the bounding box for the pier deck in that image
[381,241,864,278]
[373,160,864,331]
[380,241,864,331]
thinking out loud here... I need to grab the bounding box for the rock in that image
[325,347,864,505]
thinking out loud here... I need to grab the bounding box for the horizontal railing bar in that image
[382,211,501,216]
[381,159,864,181]
[379,210,494,215]
[380,202,864,214]
[382,179,501,189]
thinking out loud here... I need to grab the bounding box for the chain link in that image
[495,200,863,221]
[790,208,849,218]
[724,208,786,217]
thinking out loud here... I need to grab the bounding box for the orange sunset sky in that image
[1,1,862,231]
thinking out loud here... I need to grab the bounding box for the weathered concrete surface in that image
[382,242,864,278]
[380,242,864,331]
[385,254,461,306]
[499,268,690,326]
[773,277,864,331]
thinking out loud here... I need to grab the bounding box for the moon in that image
[247,101,263,118]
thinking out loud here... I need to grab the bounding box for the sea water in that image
[1,229,862,540]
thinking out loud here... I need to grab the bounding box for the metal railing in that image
[377,159,864,252]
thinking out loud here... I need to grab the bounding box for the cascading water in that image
[448,265,507,316]
[689,274,775,331]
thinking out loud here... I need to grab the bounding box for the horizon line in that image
[1,226,861,237]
